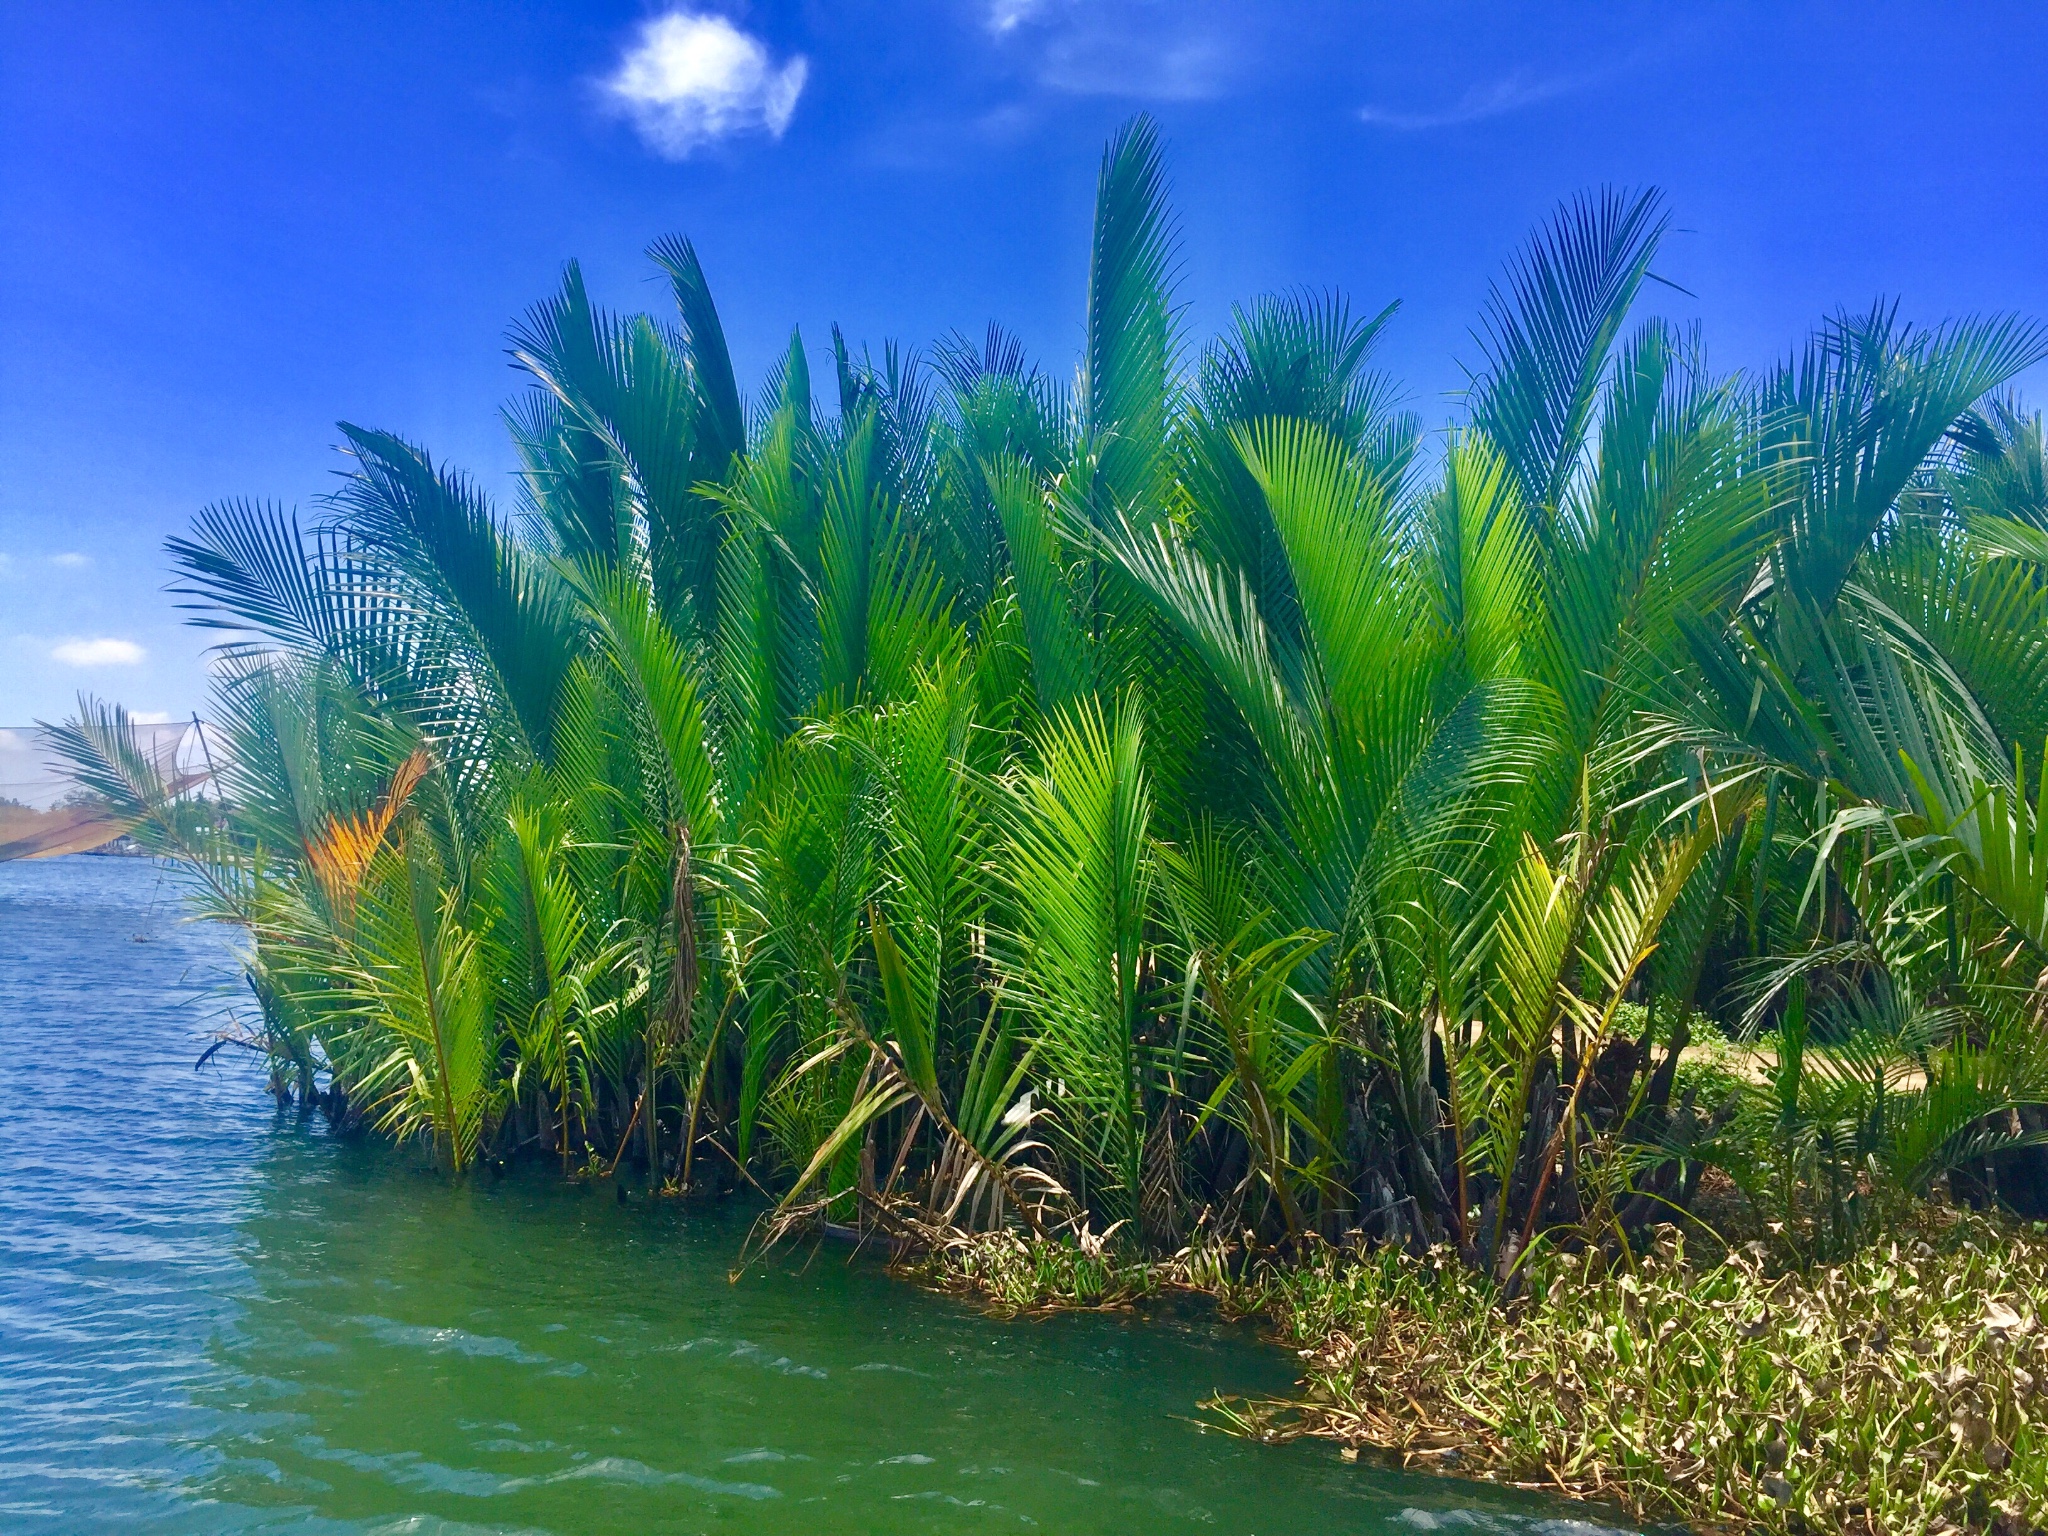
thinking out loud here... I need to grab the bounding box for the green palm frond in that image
[566,558,718,843]
[1767,304,2048,615]
[1907,746,2048,957]
[999,692,1153,1222]
[343,836,502,1171]
[1236,417,1415,725]
[647,233,747,472]
[167,500,379,659]
[504,390,632,567]
[1079,113,1180,522]
[988,456,1093,713]
[332,424,586,765]
[1418,432,1537,687]
[1469,187,1669,523]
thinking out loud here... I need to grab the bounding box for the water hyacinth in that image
[1215,1216,2048,1536]
[913,1222,1163,1316]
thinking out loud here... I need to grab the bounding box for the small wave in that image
[367,1518,557,1536]
[667,1336,830,1378]
[351,1315,550,1366]
[728,1341,828,1378]
[505,1456,780,1500]
[294,1439,510,1497]
[888,1487,1039,1522]
[1397,1513,1637,1536]
[293,1438,781,1503]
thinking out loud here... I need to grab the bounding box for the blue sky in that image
[3,1,2045,724]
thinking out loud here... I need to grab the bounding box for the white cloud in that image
[50,552,91,568]
[129,710,176,725]
[605,11,808,159]
[52,637,146,667]
[1358,68,1602,131]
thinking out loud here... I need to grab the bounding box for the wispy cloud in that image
[604,10,808,159]
[1358,67,1600,131]
[52,637,145,667]
[129,710,175,724]
[985,0,1235,102]
[985,0,1044,34]
[49,552,90,568]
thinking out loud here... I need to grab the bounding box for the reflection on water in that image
[0,857,1644,1535]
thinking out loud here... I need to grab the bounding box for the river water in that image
[0,856,1639,1535]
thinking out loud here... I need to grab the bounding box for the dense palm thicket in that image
[61,118,2048,1273]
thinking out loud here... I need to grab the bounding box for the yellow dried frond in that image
[305,747,433,922]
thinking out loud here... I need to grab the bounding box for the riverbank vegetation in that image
[52,115,2048,1532]
[1240,1215,2047,1536]
[911,1214,2048,1535]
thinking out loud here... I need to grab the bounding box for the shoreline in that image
[900,1211,2048,1536]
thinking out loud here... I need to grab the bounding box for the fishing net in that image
[0,721,218,861]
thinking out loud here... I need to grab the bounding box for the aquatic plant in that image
[48,114,2048,1284]
[1212,1214,2048,1536]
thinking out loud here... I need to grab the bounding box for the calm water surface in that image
[0,856,1642,1535]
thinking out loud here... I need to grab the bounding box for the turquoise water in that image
[0,856,1640,1534]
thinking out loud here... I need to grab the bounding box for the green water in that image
[1,856,1640,1534]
